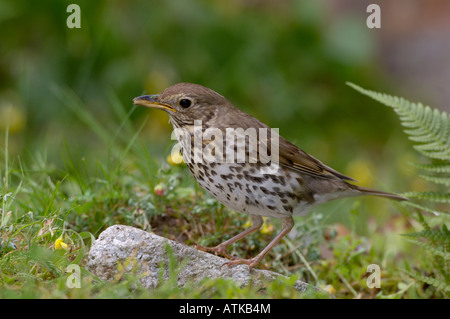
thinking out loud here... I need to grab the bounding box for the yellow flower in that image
[260,218,274,235]
[243,219,252,228]
[321,284,336,295]
[243,217,274,235]
[55,237,68,250]
[167,151,184,166]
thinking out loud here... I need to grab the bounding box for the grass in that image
[0,86,442,299]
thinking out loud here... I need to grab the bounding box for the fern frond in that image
[347,83,450,161]
[410,162,450,174]
[402,200,449,216]
[402,192,450,203]
[419,174,450,187]
[348,83,450,294]
[403,238,450,259]
[401,269,450,292]
[416,211,431,231]
[405,229,450,245]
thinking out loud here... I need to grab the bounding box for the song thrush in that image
[133,83,407,270]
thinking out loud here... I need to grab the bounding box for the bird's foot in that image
[221,256,266,271]
[194,244,234,260]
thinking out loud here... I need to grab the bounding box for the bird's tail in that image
[349,185,409,201]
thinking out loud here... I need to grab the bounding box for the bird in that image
[133,82,407,270]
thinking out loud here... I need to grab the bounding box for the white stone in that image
[86,225,311,292]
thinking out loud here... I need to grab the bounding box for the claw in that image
[194,244,234,259]
[221,257,262,271]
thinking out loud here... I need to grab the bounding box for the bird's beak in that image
[133,95,177,113]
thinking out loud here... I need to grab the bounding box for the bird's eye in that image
[179,98,192,108]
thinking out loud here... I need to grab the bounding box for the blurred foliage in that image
[0,0,414,227]
[1,0,405,161]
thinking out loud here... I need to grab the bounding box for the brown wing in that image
[277,136,357,181]
[221,108,356,181]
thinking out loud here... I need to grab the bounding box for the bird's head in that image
[133,83,232,127]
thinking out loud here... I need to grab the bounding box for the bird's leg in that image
[222,216,294,270]
[195,215,264,259]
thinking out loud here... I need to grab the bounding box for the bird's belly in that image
[187,162,315,218]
